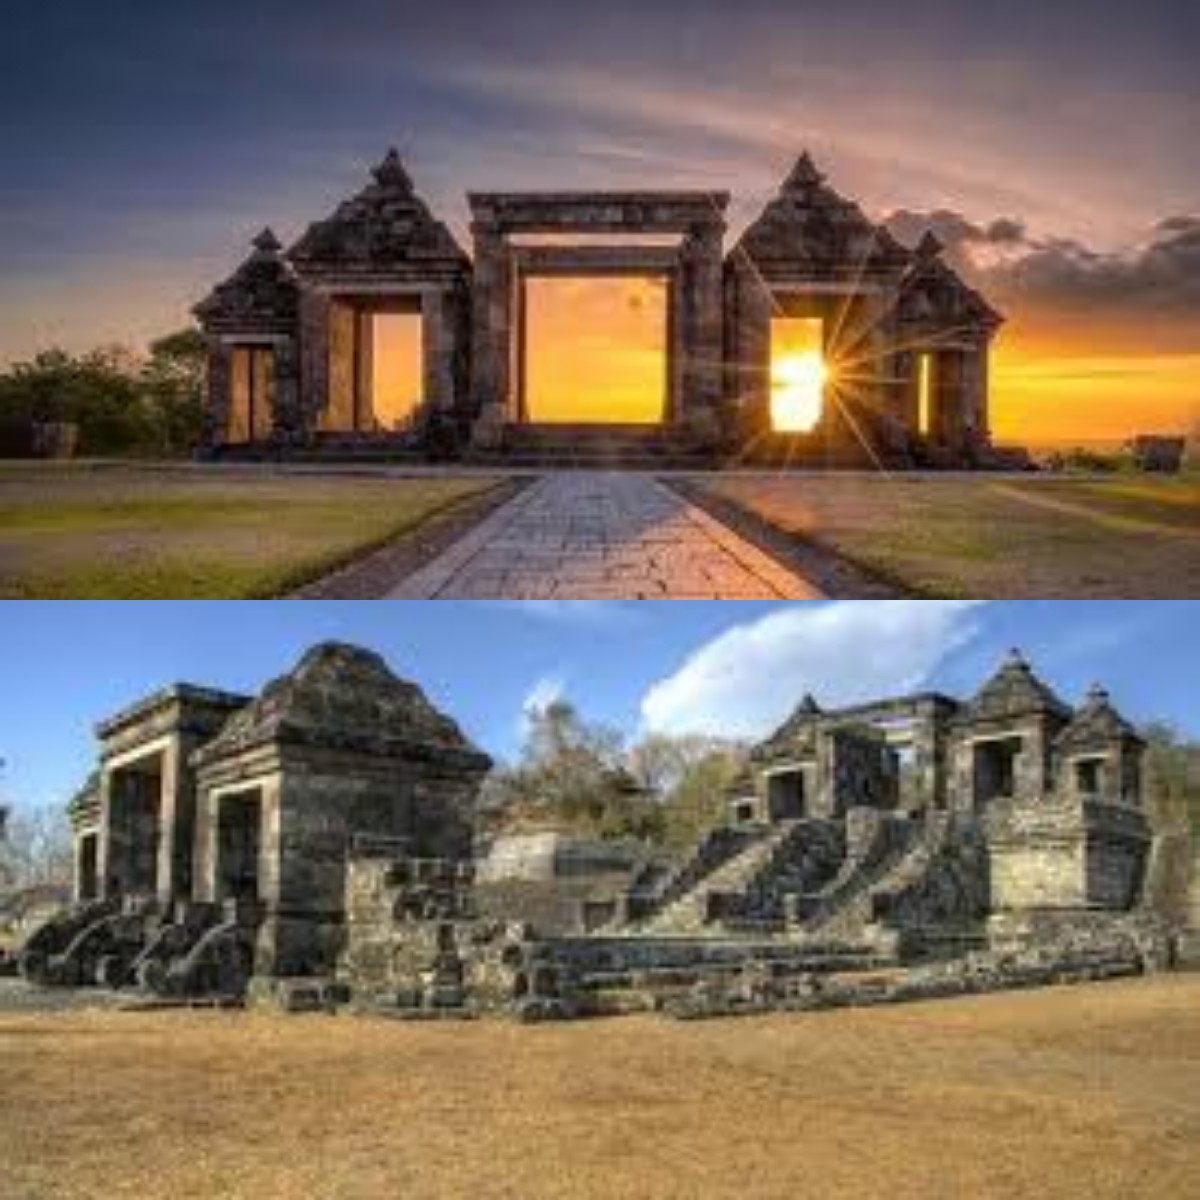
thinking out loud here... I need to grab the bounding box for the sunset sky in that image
[0,0,1195,445]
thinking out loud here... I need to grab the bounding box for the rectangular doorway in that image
[767,767,807,820]
[973,737,1023,805]
[78,833,98,901]
[523,277,668,425]
[216,790,263,902]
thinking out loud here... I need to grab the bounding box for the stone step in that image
[643,824,798,933]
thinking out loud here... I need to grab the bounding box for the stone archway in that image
[468,191,728,441]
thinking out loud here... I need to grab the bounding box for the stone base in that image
[245,975,349,1012]
[1176,932,1200,969]
[988,908,1173,970]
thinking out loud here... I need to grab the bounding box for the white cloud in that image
[640,601,985,739]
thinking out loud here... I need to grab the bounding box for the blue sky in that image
[0,600,1196,813]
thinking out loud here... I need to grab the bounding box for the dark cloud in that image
[885,208,1200,348]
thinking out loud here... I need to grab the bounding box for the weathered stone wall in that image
[985,796,1150,914]
[989,835,1083,910]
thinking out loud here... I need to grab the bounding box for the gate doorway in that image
[523,276,669,425]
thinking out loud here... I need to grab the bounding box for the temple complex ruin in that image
[14,643,1188,1016]
[195,150,1004,468]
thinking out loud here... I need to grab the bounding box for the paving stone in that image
[386,473,823,599]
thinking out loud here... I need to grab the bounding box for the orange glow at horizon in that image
[771,318,828,433]
[989,342,1200,449]
[525,277,667,424]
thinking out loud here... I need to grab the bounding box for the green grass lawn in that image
[696,470,1200,597]
[0,464,501,598]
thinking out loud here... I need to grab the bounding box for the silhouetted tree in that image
[0,328,206,457]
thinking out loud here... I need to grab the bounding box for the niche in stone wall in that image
[77,832,98,901]
[216,789,263,902]
[973,736,1023,806]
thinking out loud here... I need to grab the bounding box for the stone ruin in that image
[195,149,1006,468]
[14,644,1194,1018]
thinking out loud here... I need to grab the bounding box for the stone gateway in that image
[195,151,1005,468]
[15,644,1184,1017]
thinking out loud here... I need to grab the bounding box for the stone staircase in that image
[797,812,957,944]
[639,822,806,934]
[621,825,763,926]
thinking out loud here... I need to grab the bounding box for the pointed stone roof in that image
[964,651,1071,723]
[915,230,943,260]
[1057,684,1144,751]
[192,643,492,771]
[193,227,299,334]
[733,151,912,283]
[898,234,1003,333]
[287,150,469,282]
[752,693,824,760]
[783,151,825,193]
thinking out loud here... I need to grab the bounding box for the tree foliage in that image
[0,329,206,457]
[1142,723,1200,835]
[0,805,72,893]
[1140,724,1200,923]
[480,701,747,847]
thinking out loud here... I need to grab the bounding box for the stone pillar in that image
[727,260,772,439]
[154,738,182,906]
[422,288,456,413]
[470,226,513,442]
[271,334,303,445]
[965,342,992,451]
[203,337,233,449]
[680,224,726,443]
[192,783,217,905]
[356,312,375,430]
[326,300,358,431]
[299,288,332,434]
[96,767,117,900]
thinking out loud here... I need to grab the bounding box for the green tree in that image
[0,327,206,457]
[481,701,662,842]
[141,328,206,453]
[629,733,747,848]
[1141,724,1200,923]
[481,707,746,847]
[0,806,71,893]
[0,345,148,455]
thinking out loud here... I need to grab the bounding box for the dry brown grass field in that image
[2,975,1199,1199]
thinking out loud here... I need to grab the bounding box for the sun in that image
[770,350,829,433]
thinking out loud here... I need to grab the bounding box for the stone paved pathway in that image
[387,473,822,599]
